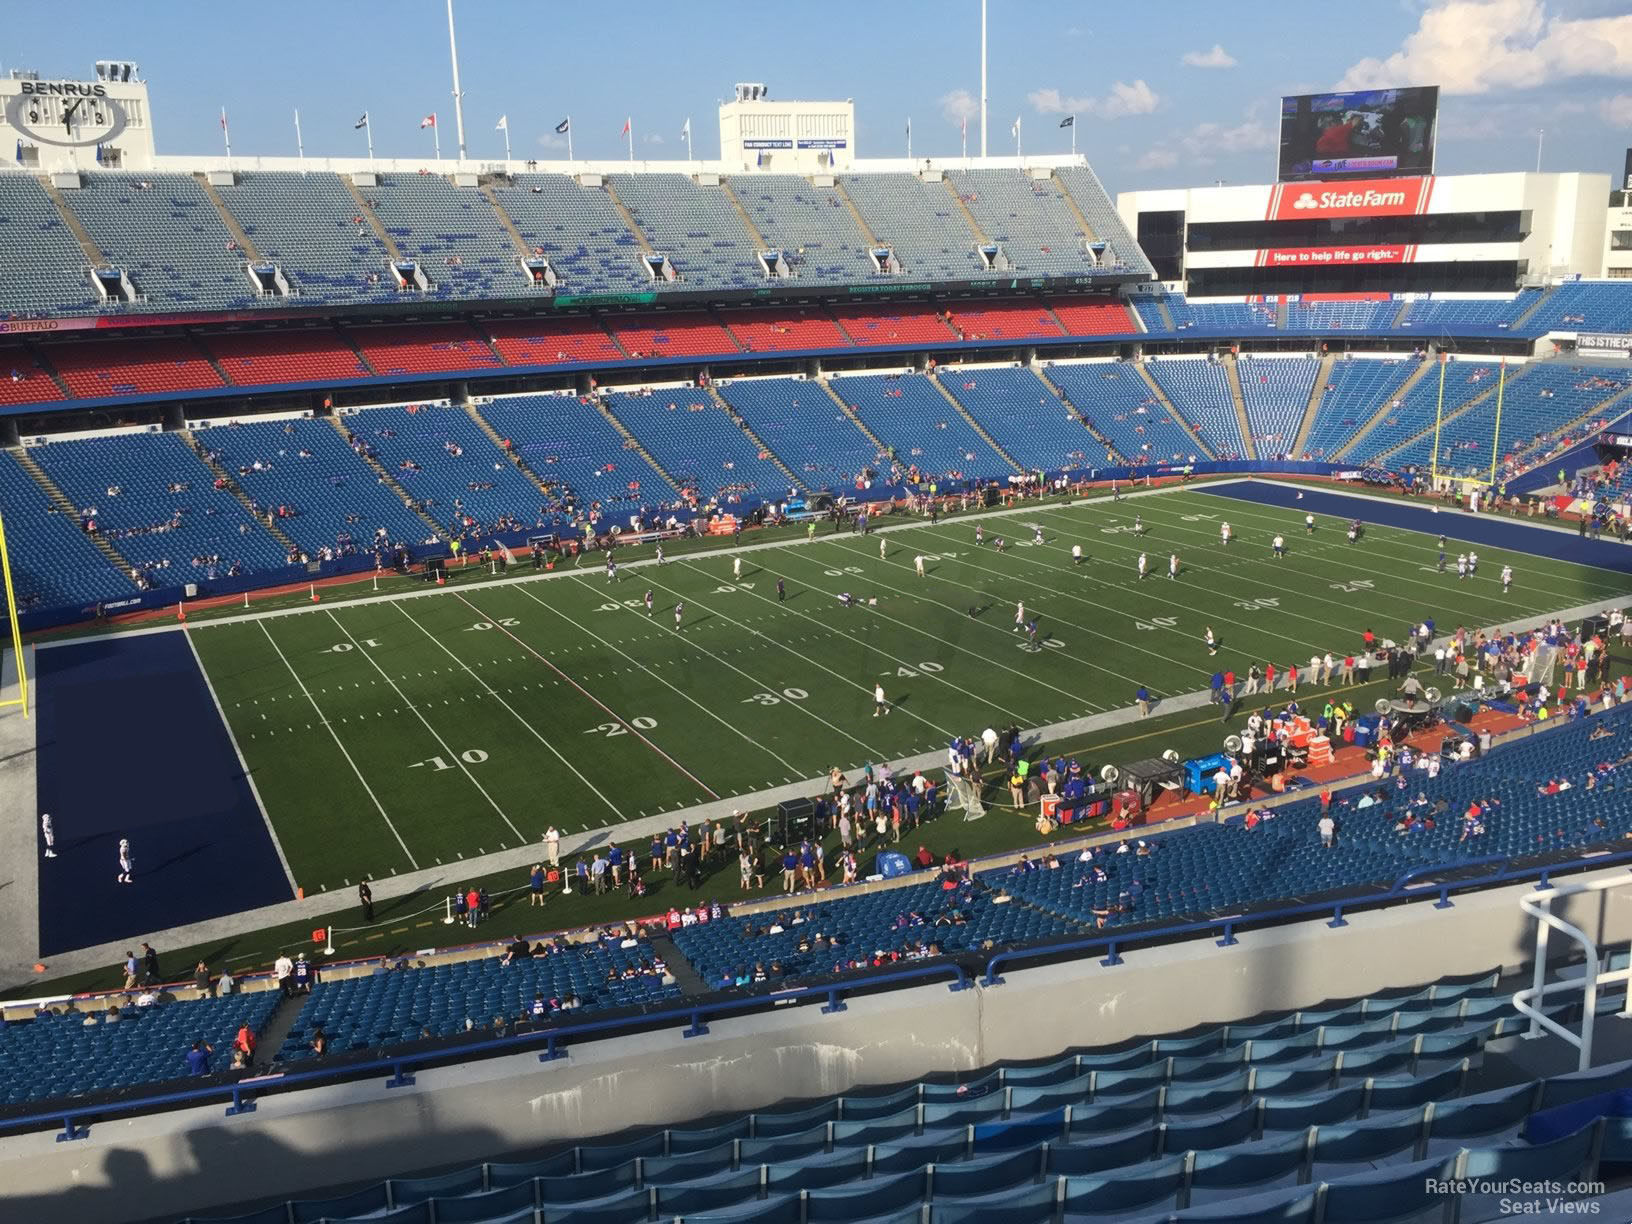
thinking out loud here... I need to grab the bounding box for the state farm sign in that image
[1266,177,1433,221]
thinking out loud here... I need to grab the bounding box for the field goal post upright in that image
[1487,356,1508,490]
[0,509,29,719]
[1428,350,1448,490]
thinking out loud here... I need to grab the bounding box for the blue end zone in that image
[35,631,294,957]
[1198,481,1632,577]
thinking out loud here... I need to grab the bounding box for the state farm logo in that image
[1293,188,1408,210]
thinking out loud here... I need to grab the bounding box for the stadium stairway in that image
[1290,354,1337,459]
[718,180,773,254]
[928,371,1024,473]
[1136,364,1215,459]
[1275,299,1289,329]
[1365,374,1509,468]
[705,385,810,494]
[1389,300,1413,329]
[38,176,109,269]
[1224,356,1257,460]
[21,342,73,398]
[11,447,137,578]
[1052,171,1100,246]
[1153,296,1176,333]
[1330,356,1437,462]
[323,415,448,542]
[341,177,403,264]
[476,181,535,265]
[599,180,659,258]
[194,174,262,265]
[178,429,300,558]
[818,378,891,454]
[462,402,562,503]
[1512,286,1557,332]
[589,395,685,491]
[1033,365,1123,463]
[941,177,992,246]
[830,177,884,249]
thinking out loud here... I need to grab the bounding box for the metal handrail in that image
[1513,876,1632,1072]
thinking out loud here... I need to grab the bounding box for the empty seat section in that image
[482,317,624,366]
[828,372,1012,480]
[946,170,1094,277]
[603,387,781,500]
[947,302,1064,341]
[1049,296,1137,336]
[1052,165,1156,275]
[609,175,763,291]
[200,329,371,386]
[1523,282,1632,334]
[1285,300,1397,331]
[0,344,65,405]
[214,171,395,304]
[347,323,502,376]
[1238,357,1318,459]
[48,337,224,398]
[1347,359,1498,463]
[28,431,289,584]
[1300,357,1418,461]
[0,449,135,608]
[839,174,989,281]
[935,366,1097,472]
[197,417,432,558]
[1147,358,1245,458]
[0,176,103,315]
[477,394,677,510]
[351,404,563,535]
[718,308,849,353]
[714,378,882,491]
[730,176,878,283]
[831,305,957,346]
[368,175,523,300]
[606,312,736,359]
[1401,296,1529,333]
[495,175,651,296]
[1043,362,1196,465]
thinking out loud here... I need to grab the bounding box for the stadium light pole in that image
[446,0,469,162]
[979,0,988,159]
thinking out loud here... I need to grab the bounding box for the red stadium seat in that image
[1049,297,1137,336]
[200,329,371,386]
[718,308,849,353]
[946,302,1066,342]
[348,322,504,376]
[831,305,959,346]
[0,344,66,405]
[484,318,624,366]
[608,313,737,359]
[48,337,224,398]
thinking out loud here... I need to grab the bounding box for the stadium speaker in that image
[1582,615,1610,640]
[777,797,816,845]
[1452,702,1476,724]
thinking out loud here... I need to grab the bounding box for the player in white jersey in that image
[873,684,889,717]
[1134,514,1144,535]
[655,543,665,564]
[914,555,926,577]
[1033,524,1045,545]
[732,556,742,580]
[1501,565,1513,594]
[1137,552,1148,579]
[1467,551,1478,575]
[1305,513,1315,534]
[880,536,888,560]
[1272,534,1285,559]
[1205,626,1217,655]
[1071,544,1083,565]
[1456,554,1467,580]
[41,813,55,859]
[673,602,684,630]
[1221,522,1232,546]
[1169,553,1179,579]
[117,837,133,884]
[1014,601,1025,631]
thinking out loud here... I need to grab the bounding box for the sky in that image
[6,0,1630,193]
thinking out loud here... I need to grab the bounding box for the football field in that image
[177,481,1632,896]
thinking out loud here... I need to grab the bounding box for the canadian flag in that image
[420,114,436,129]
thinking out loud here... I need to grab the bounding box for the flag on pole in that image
[495,115,508,131]
[1011,118,1020,138]
[620,117,631,136]
[355,113,369,129]
[420,114,437,129]
[1059,115,1074,129]
[220,108,229,131]
[681,117,690,140]
[554,117,570,134]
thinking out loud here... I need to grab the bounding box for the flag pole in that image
[1071,114,1077,157]
[432,114,441,160]
[906,117,912,160]
[294,108,305,165]
[683,118,692,162]
[961,117,967,162]
[365,113,375,163]
[446,0,468,161]
[626,117,634,163]
[979,0,988,158]
[220,107,232,167]
[500,119,511,163]
[567,116,574,163]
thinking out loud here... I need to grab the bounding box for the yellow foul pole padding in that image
[0,510,28,719]
[1488,357,1507,488]
[1428,352,1448,487]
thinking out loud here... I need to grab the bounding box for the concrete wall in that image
[7,864,1632,1224]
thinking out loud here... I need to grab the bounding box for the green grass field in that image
[183,483,1632,897]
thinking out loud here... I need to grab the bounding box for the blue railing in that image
[9,838,1630,1143]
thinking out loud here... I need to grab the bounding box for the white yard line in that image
[388,600,623,820]
[183,628,299,897]
[505,583,804,776]
[256,620,420,870]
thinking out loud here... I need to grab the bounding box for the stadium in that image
[6,5,1632,1221]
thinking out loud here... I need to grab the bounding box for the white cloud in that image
[1134,113,1274,176]
[1603,93,1632,125]
[1337,0,1632,95]
[536,132,567,150]
[1182,44,1238,69]
[643,133,664,145]
[940,88,979,128]
[1136,148,1179,171]
[1029,80,1159,120]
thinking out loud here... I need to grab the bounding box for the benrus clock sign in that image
[5,89,129,149]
